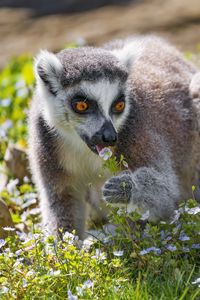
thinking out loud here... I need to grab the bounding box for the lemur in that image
[28,35,200,239]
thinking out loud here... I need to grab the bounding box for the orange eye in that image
[75,101,89,112]
[114,101,125,113]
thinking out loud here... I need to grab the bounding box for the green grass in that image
[0,54,200,300]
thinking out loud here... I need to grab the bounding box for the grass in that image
[0,52,200,299]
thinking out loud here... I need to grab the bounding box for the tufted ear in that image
[34,50,63,95]
[190,72,200,132]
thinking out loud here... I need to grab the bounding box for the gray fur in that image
[28,35,200,239]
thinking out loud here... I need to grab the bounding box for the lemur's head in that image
[35,47,129,154]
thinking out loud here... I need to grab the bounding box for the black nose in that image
[102,127,117,145]
[96,121,118,146]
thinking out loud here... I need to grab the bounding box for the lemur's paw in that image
[102,172,133,204]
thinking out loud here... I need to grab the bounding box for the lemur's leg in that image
[29,116,87,239]
[40,185,87,239]
[102,167,180,221]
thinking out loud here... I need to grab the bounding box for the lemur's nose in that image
[101,122,118,146]
[102,128,117,145]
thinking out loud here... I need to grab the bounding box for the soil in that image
[1,0,200,68]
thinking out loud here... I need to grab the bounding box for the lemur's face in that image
[64,80,129,154]
[35,48,129,154]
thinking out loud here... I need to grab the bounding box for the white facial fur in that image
[76,80,130,131]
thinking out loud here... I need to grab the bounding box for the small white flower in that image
[0,286,9,294]
[63,231,75,241]
[92,249,107,261]
[16,87,28,98]
[29,208,41,215]
[113,250,124,257]
[63,231,79,245]
[140,247,161,255]
[98,147,112,160]
[7,178,19,194]
[140,210,150,221]
[22,278,27,288]
[23,176,30,183]
[186,207,200,215]
[191,244,200,249]
[82,237,95,250]
[1,98,11,107]
[15,249,23,256]
[0,239,6,249]
[68,289,78,300]
[26,270,36,277]
[76,286,83,296]
[49,269,61,276]
[15,79,25,89]
[83,279,93,289]
[1,120,13,130]
[3,226,16,231]
[179,233,190,241]
[192,277,200,287]
[166,244,177,252]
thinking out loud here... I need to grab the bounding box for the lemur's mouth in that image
[88,144,104,155]
[95,145,104,154]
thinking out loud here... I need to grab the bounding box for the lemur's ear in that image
[34,50,63,95]
[111,41,142,71]
[190,72,200,132]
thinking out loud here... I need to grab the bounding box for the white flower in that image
[16,87,28,98]
[0,239,6,249]
[68,290,78,300]
[63,231,79,245]
[1,98,11,107]
[1,120,13,130]
[76,280,93,296]
[15,79,25,89]
[166,244,177,252]
[15,249,23,256]
[185,207,200,215]
[82,237,95,250]
[22,279,27,288]
[26,270,36,277]
[83,279,93,289]
[76,286,83,296]
[3,226,16,231]
[29,208,41,215]
[192,277,200,287]
[98,147,112,160]
[23,176,30,183]
[0,286,9,294]
[49,269,61,276]
[113,250,124,257]
[63,231,75,241]
[140,210,150,221]
[92,249,107,261]
[7,178,19,194]
[140,247,161,255]
[179,232,190,241]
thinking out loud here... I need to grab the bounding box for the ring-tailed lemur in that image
[28,35,200,239]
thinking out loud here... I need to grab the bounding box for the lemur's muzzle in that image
[92,121,118,147]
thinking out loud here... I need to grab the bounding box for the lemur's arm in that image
[102,167,180,221]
